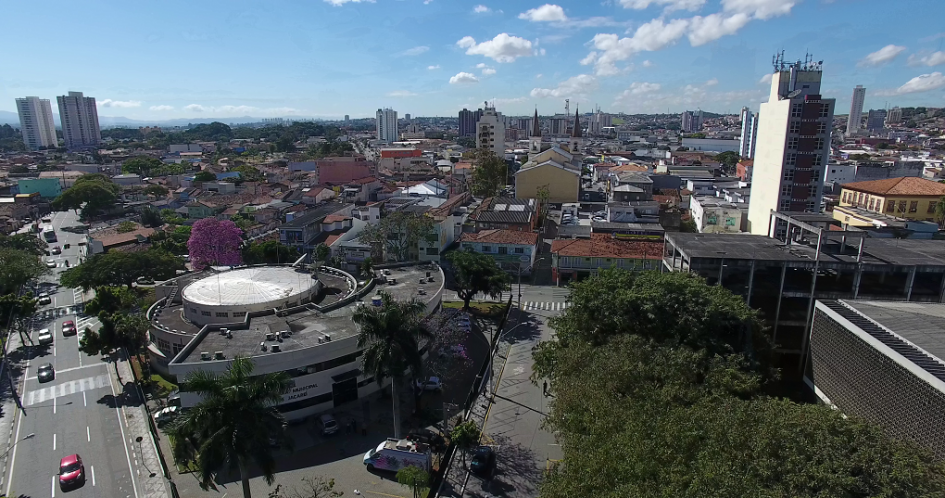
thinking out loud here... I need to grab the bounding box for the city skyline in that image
[2,0,944,121]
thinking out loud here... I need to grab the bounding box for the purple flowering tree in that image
[187,218,243,270]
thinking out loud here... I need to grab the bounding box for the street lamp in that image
[0,433,35,459]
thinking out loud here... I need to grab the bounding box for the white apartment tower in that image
[476,102,505,157]
[15,97,58,150]
[57,91,101,149]
[886,106,902,126]
[738,107,759,159]
[747,55,835,236]
[846,85,865,135]
[375,108,398,143]
[681,110,703,133]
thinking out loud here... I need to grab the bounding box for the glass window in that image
[201,310,211,316]
[886,200,895,213]
[928,202,938,214]
[426,248,438,255]
[233,311,246,317]
[498,247,508,255]
[819,104,830,117]
[216,312,228,318]
[898,200,907,213]
[513,247,524,254]
[868,198,875,211]
[481,246,491,253]
[909,201,918,213]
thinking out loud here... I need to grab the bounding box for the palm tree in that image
[353,291,432,438]
[168,356,291,498]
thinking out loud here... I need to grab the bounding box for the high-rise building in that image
[458,108,482,137]
[866,109,887,131]
[738,107,759,159]
[681,110,703,133]
[846,85,866,135]
[404,113,411,121]
[588,108,612,135]
[15,97,58,150]
[528,109,542,159]
[56,91,101,149]
[747,56,835,236]
[375,108,398,143]
[476,102,505,157]
[886,107,902,126]
[344,115,349,123]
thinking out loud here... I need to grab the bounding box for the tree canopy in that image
[242,240,300,265]
[469,149,508,198]
[59,248,183,290]
[188,218,243,270]
[122,157,165,176]
[445,249,510,310]
[0,247,48,295]
[51,174,120,218]
[193,170,217,182]
[533,270,945,498]
[357,211,435,262]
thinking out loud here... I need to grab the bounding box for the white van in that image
[319,413,338,436]
[363,438,431,472]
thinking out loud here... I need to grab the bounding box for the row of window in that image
[785,154,823,167]
[788,122,828,134]
[558,256,657,269]
[190,308,247,319]
[787,137,826,149]
[477,245,527,255]
[286,351,363,378]
[791,103,831,118]
[781,185,819,197]
[783,169,821,181]
[779,200,818,211]
[843,192,940,215]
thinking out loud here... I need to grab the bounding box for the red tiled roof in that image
[325,234,343,246]
[350,176,378,185]
[551,233,662,259]
[842,177,945,197]
[93,226,156,248]
[460,229,539,246]
[303,186,326,197]
[323,214,351,223]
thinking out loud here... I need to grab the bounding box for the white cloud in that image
[493,97,527,105]
[449,72,480,84]
[424,0,433,4]
[456,33,533,63]
[476,63,488,69]
[642,60,653,67]
[705,78,719,86]
[758,73,773,84]
[687,13,750,46]
[184,104,206,112]
[629,82,662,94]
[580,52,598,65]
[400,46,430,56]
[323,0,375,5]
[482,68,497,75]
[387,90,418,97]
[896,72,945,94]
[859,44,907,66]
[98,99,142,108]
[473,4,490,13]
[619,0,706,12]
[908,51,945,67]
[530,74,597,98]
[721,0,795,20]
[149,105,174,111]
[518,4,567,22]
[427,65,441,70]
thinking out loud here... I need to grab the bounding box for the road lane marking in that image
[53,396,56,414]
[51,475,56,497]
[108,367,140,498]
[91,465,95,486]
[53,433,56,451]
[25,374,109,406]
[83,391,87,406]
[87,426,90,442]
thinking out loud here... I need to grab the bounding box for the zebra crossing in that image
[76,315,100,331]
[518,301,570,311]
[26,375,110,406]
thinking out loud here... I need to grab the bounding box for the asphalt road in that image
[5,210,140,498]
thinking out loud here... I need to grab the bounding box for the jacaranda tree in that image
[187,218,243,270]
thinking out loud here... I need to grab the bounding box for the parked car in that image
[37,328,53,345]
[45,259,57,268]
[62,320,76,336]
[415,376,442,392]
[136,276,155,285]
[37,363,55,383]
[319,413,339,436]
[153,406,179,425]
[470,445,496,476]
[58,454,85,489]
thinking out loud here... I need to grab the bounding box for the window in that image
[190,308,197,314]
[481,246,491,253]
[791,104,802,118]
[498,247,508,255]
[857,193,864,204]
[886,200,895,213]
[817,123,827,134]
[898,200,907,213]
[216,312,228,318]
[783,170,795,181]
[172,343,183,356]
[788,137,799,149]
[157,338,170,352]
[233,311,246,318]
[842,192,848,203]
[425,248,438,255]
[810,185,819,197]
[781,185,791,196]
[815,138,825,149]
[513,247,524,254]
[909,201,918,213]
[786,153,797,166]
[789,122,800,134]
[820,104,830,117]
[928,201,938,214]
[812,155,822,166]
[779,200,791,210]
[201,310,211,316]
[868,198,875,211]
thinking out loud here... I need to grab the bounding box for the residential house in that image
[605,200,661,223]
[317,156,373,184]
[301,186,337,205]
[514,146,581,203]
[278,202,344,252]
[112,174,143,186]
[835,177,945,227]
[420,193,470,261]
[551,234,663,285]
[186,200,218,220]
[342,176,383,203]
[468,196,536,232]
[690,196,747,233]
[459,229,539,274]
[736,159,753,182]
[87,225,156,255]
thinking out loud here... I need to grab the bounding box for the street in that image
[3,210,144,498]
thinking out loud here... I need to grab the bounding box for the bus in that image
[41,225,57,243]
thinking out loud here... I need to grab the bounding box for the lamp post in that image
[0,433,35,459]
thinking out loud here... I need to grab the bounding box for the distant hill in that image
[0,111,330,128]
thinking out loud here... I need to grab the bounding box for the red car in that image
[62,320,76,336]
[59,454,85,488]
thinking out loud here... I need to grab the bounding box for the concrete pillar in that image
[853,268,863,299]
[773,263,787,343]
[746,260,756,307]
[905,266,917,301]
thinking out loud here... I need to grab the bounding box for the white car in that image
[153,406,179,425]
[46,259,57,268]
[38,293,51,305]
[416,377,443,392]
[37,329,53,345]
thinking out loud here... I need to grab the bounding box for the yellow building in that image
[834,177,945,227]
[514,146,581,203]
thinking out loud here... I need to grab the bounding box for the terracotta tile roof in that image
[323,214,351,223]
[93,226,156,248]
[842,177,945,197]
[551,233,662,259]
[350,176,378,185]
[460,229,539,246]
[737,159,754,167]
[303,186,326,197]
[608,163,648,173]
[325,234,343,246]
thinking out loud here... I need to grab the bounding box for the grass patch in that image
[168,434,200,473]
[442,300,507,319]
[150,373,177,396]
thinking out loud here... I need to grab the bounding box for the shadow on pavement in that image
[480,433,543,497]
[96,381,142,409]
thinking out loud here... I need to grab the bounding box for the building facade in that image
[886,107,903,126]
[459,229,539,273]
[835,177,945,226]
[57,91,101,149]
[375,108,398,143]
[476,104,505,157]
[680,110,703,133]
[846,85,866,134]
[15,97,58,150]
[738,107,758,159]
[747,58,835,236]
[458,108,482,137]
[866,109,887,131]
[690,196,746,233]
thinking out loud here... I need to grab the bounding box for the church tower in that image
[529,108,542,158]
[569,105,583,154]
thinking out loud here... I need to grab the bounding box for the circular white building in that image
[181,267,320,325]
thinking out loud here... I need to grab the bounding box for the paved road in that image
[4,210,143,498]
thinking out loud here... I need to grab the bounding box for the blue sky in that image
[3,0,944,121]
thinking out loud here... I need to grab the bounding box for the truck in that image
[362,438,431,473]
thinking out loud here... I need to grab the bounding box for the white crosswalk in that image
[26,375,110,406]
[518,301,570,311]
[76,316,99,330]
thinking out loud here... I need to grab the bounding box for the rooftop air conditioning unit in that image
[214,351,225,360]
[266,332,275,341]
[324,334,332,342]
[271,344,281,353]
[200,352,211,361]
[260,342,267,351]
[317,336,325,344]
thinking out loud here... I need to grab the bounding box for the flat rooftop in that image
[177,265,441,362]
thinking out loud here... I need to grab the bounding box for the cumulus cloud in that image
[427,65,440,70]
[530,74,597,98]
[721,0,795,20]
[758,73,773,84]
[185,104,206,112]
[705,78,719,86]
[449,72,480,84]
[629,82,661,94]
[473,4,490,13]
[149,105,174,111]
[98,99,142,108]
[518,4,567,22]
[687,13,750,46]
[642,60,653,67]
[908,51,945,67]
[456,33,533,63]
[580,52,598,65]
[400,46,430,56]
[896,72,945,94]
[476,63,488,68]
[620,0,705,12]
[323,0,375,5]
[387,90,418,97]
[482,68,497,75]
[493,97,527,105]
[859,44,907,66]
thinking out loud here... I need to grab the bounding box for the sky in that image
[2,0,944,122]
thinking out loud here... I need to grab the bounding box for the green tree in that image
[60,249,183,290]
[143,184,169,198]
[715,151,740,175]
[396,466,430,498]
[313,243,331,269]
[469,149,508,198]
[357,211,435,262]
[140,208,163,228]
[0,233,46,256]
[267,476,343,498]
[79,312,150,358]
[935,196,945,229]
[168,357,291,498]
[51,174,120,219]
[242,241,300,265]
[360,257,374,279]
[352,292,432,438]
[116,221,138,233]
[193,170,216,182]
[122,157,164,176]
[0,248,48,295]
[450,421,481,467]
[445,249,511,310]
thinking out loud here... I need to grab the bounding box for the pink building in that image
[317,157,372,185]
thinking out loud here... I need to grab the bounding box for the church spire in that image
[531,108,541,137]
[571,105,582,138]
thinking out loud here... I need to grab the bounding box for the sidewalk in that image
[0,325,28,491]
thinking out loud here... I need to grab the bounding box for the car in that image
[319,413,339,436]
[415,376,442,392]
[153,406,179,425]
[37,329,53,345]
[46,259,57,268]
[37,363,55,383]
[59,454,85,489]
[41,217,52,223]
[38,293,51,305]
[470,445,496,476]
[51,246,61,255]
[62,320,76,336]
[592,216,606,222]
[136,276,154,285]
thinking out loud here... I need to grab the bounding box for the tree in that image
[715,151,740,175]
[360,257,374,279]
[536,185,551,229]
[51,174,120,218]
[79,312,149,357]
[0,233,46,256]
[268,475,343,498]
[313,244,331,269]
[143,184,169,198]
[450,421,481,468]
[187,218,243,270]
[935,196,945,229]
[59,249,183,290]
[233,164,265,183]
[352,292,432,438]
[242,241,300,265]
[193,170,217,182]
[168,357,291,498]
[122,157,164,176]
[0,248,48,295]
[396,465,430,498]
[470,149,507,198]
[445,249,511,310]
[357,211,435,262]
[116,221,137,233]
[140,208,163,228]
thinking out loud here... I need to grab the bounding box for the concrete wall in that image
[515,164,579,203]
